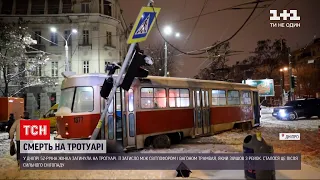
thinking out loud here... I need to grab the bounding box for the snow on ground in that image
[260,106,274,114]
[260,106,320,130]
[261,114,320,130]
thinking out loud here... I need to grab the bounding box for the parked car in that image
[40,104,58,133]
[272,98,320,120]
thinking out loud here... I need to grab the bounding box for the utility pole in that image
[164,41,168,77]
[65,44,69,71]
[288,47,293,101]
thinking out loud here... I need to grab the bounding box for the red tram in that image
[55,74,260,149]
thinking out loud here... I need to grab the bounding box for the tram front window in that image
[59,87,94,113]
[59,87,75,109]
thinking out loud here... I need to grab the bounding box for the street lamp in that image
[163,25,180,77]
[50,27,77,72]
[279,67,288,105]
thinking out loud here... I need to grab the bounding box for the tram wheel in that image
[153,134,171,149]
[241,122,252,132]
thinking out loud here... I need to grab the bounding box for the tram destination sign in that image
[242,79,275,97]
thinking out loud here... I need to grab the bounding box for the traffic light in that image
[100,62,121,99]
[291,75,297,88]
[120,46,153,91]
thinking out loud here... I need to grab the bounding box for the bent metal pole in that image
[90,0,155,140]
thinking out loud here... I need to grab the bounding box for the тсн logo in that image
[20,120,50,140]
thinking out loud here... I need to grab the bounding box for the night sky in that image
[119,0,320,78]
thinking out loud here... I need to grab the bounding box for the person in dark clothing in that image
[10,111,30,167]
[6,113,15,139]
[23,112,30,119]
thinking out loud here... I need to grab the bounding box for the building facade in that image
[291,38,320,98]
[0,0,128,117]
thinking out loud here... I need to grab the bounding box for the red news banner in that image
[20,120,50,140]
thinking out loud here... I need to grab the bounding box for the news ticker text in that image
[20,153,301,170]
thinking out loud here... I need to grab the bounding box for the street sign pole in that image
[90,0,159,140]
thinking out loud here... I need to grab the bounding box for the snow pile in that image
[0,132,10,158]
[261,114,320,130]
[260,106,274,114]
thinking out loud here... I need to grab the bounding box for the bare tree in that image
[294,63,320,97]
[249,39,289,79]
[195,41,232,80]
[144,43,183,77]
[0,18,56,97]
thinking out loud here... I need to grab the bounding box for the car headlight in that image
[279,109,287,117]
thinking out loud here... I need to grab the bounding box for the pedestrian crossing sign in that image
[127,6,161,44]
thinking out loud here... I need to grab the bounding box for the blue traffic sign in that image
[127,7,161,44]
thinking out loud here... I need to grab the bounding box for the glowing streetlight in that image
[50,27,57,33]
[49,27,78,72]
[163,26,172,35]
[163,26,180,77]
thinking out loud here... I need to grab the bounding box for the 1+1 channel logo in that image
[20,120,50,140]
[270,10,301,28]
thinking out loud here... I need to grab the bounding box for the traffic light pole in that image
[90,0,154,140]
[164,41,168,77]
[288,47,293,101]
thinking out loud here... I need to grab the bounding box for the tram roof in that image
[61,73,257,91]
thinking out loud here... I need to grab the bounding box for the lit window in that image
[51,62,58,77]
[141,88,166,109]
[212,90,226,106]
[227,90,240,105]
[241,91,252,105]
[128,89,134,112]
[169,89,190,107]
[83,30,89,45]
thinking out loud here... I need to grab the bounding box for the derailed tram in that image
[55,74,260,150]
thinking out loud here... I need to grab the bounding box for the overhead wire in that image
[245,0,276,27]
[174,0,272,24]
[152,0,260,56]
[151,3,210,55]
[195,10,234,70]
[166,0,209,73]
[175,1,259,56]
[182,0,209,49]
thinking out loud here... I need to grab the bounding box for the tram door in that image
[102,88,127,148]
[126,89,136,148]
[253,91,261,126]
[193,89,211,135]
